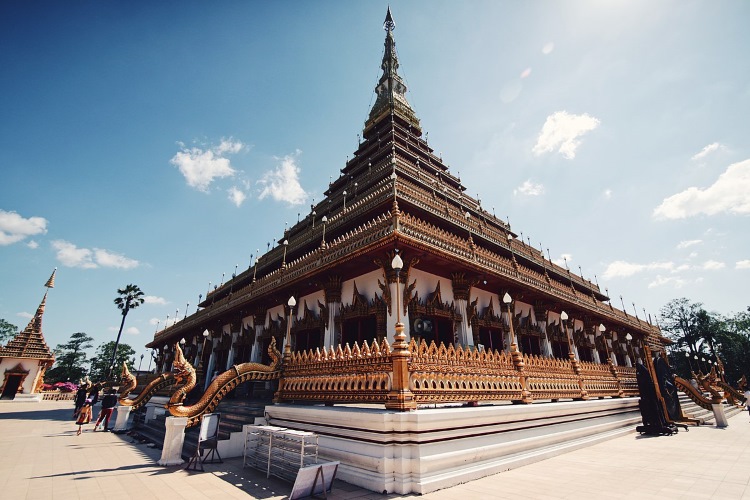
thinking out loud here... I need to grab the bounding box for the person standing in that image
[744,388,750,421]
[76,400,93,436]
[94,389,118,432]
[73,383,88,420]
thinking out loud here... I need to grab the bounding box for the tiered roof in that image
[149,9,665,350]
[0,291,55,361]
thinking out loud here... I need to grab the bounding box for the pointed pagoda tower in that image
[147,9,666,383]
[0,269,56,400]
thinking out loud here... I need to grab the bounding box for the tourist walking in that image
[73,382,89,419]
[75,400,93,435]
[94,389,118,431]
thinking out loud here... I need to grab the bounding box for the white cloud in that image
[257,153,308,205]
[520,68,532,79]
[513,180,545,196]
[552,253,573,267]
[0,210,48,246]
[691,142,723,161]
[702,260,725,270]
[227,186,247,207]
[653,159,750,219]
[603,189,612,200]
[736,260,750,269]
[602,260,675,279]
[170,138,244,192]
[16,311,33,320]
[676,239,702,249]
[51,240,139,269]
[52,240,96,268]
[532,111,600,159]
[542,42,554,55]
[93,249,139,269]
[26,240,39,249]
[648,275,687,289]
[143,296,167,305]
[125,326,140,335]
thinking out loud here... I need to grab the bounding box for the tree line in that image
[659,298,750,384]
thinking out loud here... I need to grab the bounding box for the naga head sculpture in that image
[118,361,137,399]
[172,342,194,383]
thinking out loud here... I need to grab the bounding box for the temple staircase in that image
[129,396,271,459]
[677,392,745,425]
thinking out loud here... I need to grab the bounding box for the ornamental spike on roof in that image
[0,290,55,361]
[366,8,420,132]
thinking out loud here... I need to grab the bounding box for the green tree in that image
[0,318,19,345]
[91,341,136,383]
[716,306,750,385]
[45,332,94,383]
[108,284,144,379]
[659,298,703,353]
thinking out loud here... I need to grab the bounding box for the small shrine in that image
[0,269,56,401]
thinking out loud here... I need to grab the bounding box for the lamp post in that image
[625,333,634,366]
[560,311,573,359]
[138,353,144,373]
[321,215,328,248]
[385,252,416,411]
[282,239,289,268]
[185,304,189,319]
[284,296,296,361]
[147,349,154,372]
[343,190,347,210]
[599,323,611,363]
[503,293,516,349]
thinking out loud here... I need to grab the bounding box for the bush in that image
[53,381,78,392]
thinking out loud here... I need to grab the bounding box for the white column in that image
[158,416,188,466]
[204,338,217,391]
[113,405,132,432]
[226,331,238,370]
[453,299,474,348]
[250,321,263,363]
[712,403,728,427]
[324,302,340,348]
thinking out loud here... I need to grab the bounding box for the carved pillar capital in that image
[323,275,342,304]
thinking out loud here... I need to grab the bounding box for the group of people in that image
[73,381,119,436]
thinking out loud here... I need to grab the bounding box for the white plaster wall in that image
[409,268,454,304]
[0,358,42,394]
[470,288,498,317]
[341,269,384,306]
[297,290,325,318]
[265,304,286,327]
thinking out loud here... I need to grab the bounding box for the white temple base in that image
[158,416,188,466]
[262,398,640,495]
[113,405,132,432]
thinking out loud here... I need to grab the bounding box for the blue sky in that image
[1,1,749,366]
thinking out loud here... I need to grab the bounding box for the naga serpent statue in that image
[167,338,282,427]
[115,361,177,411]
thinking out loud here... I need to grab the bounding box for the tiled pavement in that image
[1,400,749,499]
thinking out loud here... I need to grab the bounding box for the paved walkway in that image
[1,401,749,499]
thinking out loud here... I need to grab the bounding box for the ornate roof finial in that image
[44,267,57,289]
[366,8,421,131]
[384,6,395,32]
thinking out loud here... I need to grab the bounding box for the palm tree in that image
[107,284,145,379]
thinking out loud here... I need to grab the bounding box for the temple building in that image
[0,270,56,401]
[147,8,666,391]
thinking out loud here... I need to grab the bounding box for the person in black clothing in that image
[73,383,89,420]
[94,388,118,431]
[88,383,100,407]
